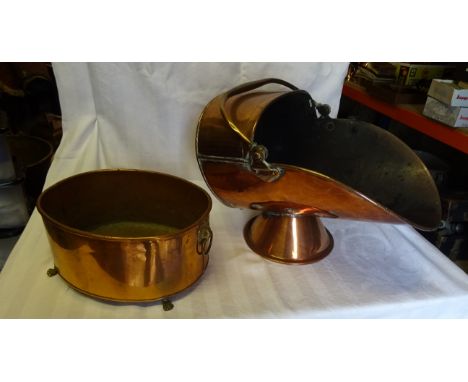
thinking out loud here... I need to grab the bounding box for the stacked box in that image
[423,79,468,128]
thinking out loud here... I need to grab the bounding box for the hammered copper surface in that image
[37,169,212,302]
[196,78,442,263]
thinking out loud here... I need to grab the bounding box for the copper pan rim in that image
[37,168,213,242]
[7,134,54,169]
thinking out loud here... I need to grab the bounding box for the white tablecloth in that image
[2,62,468,318]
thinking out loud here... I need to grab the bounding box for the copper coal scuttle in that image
[196,78,441,264]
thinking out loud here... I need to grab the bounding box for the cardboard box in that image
[393,63,455,87]
[423,96,468,128]
[427,79,468,107]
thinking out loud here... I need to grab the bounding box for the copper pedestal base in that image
[243,213,334,265]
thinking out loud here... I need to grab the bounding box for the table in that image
[2,63,468,318]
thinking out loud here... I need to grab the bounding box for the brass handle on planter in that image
[220,78,297,182]
[197,224,213,256]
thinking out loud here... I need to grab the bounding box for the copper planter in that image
[37,169,212,302]
[196,78,441,264]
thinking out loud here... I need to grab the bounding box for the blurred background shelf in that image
[340,66,468,270]
[342,81,468,154]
